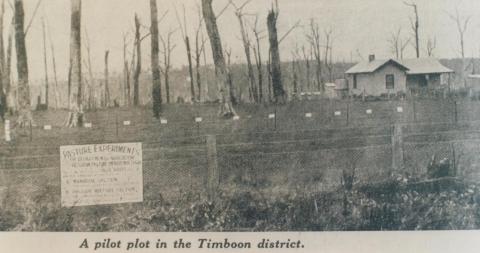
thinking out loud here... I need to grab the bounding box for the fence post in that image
[392,124,404,170]
[412,99,417,123]
[453,100,458,124]
[29,120,32,141]
[346,99,350,127]
[206,135,219,199]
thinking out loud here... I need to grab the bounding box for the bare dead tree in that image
[388,27,402,59]
[122,33,130,106]
[291,45,299,98]
[14,0,33,126]
[150,0,162,118]
[133,14,142,106]
[448,7,470,59]
[448,6,470,87]
[266,50,272,102]
[41,18,49,109]
[84,29,96,109]
[104,50,110,107]
[0,0,6,115]
[65,0,82,127]
[224,46,236,104]
[306,18,323,92]
[193,4,207,102]
[251,15,265,103]
[202,0,237,117]
[48,22,59,109]
[160,29,176,104]
[231,0,258,103]
[324,28,334,82]
[426,36,436,57]
[267,0,286,104]
[302,45,311,91]
[404,1,420,58]
[5,17,13,113]
[175,5,196,103]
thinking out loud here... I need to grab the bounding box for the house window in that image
[353,74,357,89]
[386,74,394,89]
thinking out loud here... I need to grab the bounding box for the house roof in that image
[346,57,454,75]
[345,59,408,74]
[398,58,454,75]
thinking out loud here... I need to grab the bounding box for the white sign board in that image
[305,113,313,118]
[195,117,203,123]
[44,125,52,130]
[268,114,275,119]
[123,121,131,126]
[334,111,342,116]
[397,107,403,113]
[233,115,240,121]
[84,123,92,128]
[366,109,373,114]
[60,143,143,207]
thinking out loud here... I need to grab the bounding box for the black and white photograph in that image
[1,0,480,237]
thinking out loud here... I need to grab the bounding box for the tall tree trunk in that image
[202,0,236,117]
[65,0,82,127]
[133,14,141,106]
[0,0,5,114]
[253,37,263,103]
[194,35,202,102]
[0,0,6,118]
[104,50,110,107]
[267,52,272,102]
[14,0,33,126]
[5,19,13,113]
[123,35,130,106]
[267,9,285,104]
[50,39,59,109]
[150,0,162,118]
[292,56,298,97]
[185,36,195,102]
[42,18,49,109]
[237,14,258,103]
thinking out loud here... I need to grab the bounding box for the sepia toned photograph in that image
[1,0,480,233]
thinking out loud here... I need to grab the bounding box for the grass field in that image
[2,98,480,231]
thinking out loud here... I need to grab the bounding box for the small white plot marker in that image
[366,109,373,114]
[334,111,342,116]
[123,121,131,126]
[268,114,275,119]
[305,113,313,118]
[300,92,306,96]
[233,115,240,120]
[195,117,203,123]
[397,107,403,113]
[313,91,322,96]
[84,123,92,128]
[43,125,52,130]
[160,119,168,124]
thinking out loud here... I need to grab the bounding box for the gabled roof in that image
[346,57,454,75]
[345,59,408,74]
[398,58,454,75]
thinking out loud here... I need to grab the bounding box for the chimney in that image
[368,54,375,62]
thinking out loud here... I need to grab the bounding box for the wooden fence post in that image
[206,135,219,199]
[392,124,404,170]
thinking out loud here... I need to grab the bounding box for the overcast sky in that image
[7,0,480,81]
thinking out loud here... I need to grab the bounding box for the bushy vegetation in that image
[1,172,479,232]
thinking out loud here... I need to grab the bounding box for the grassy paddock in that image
[0,173,479,231]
